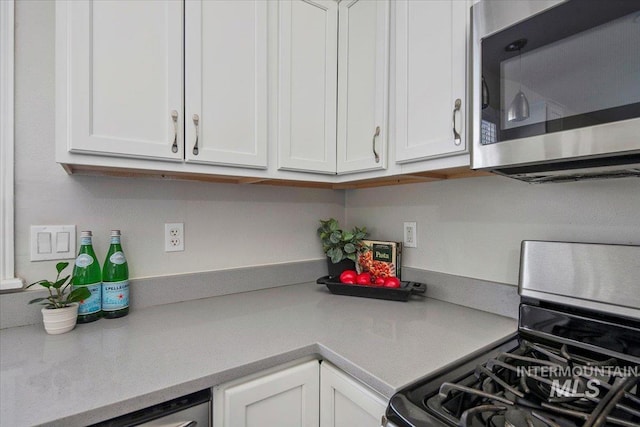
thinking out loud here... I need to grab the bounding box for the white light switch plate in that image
[30,225,76,261]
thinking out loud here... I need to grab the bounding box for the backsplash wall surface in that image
[13,0,343,285]
[12,1,640,289]
[346,176,640,286]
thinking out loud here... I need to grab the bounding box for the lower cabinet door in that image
[214,359,320,427]
[320,362,387,427]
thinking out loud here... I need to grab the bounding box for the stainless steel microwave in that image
[471,0,640,183]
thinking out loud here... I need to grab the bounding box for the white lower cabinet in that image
[320,362,387,427]
[214,359,320,427]
[213,360,387,427]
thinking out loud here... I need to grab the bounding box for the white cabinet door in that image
[214,360,320,427]
[62,1,183,160]
[185,0,268,169]
[337,0,390,174]
[278,0,338,174]
[394,0,467,163]
[320,362,387,427]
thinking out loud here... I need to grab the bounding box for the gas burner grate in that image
[426,340,640,427]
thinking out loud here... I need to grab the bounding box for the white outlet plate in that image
[403,222,417,248]
[30,225,76,261]
[165,223,184,252]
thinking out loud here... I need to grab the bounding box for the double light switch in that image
[30,225,76,261]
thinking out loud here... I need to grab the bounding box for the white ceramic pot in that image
[41,303,79,335]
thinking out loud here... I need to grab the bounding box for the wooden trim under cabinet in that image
[61,163,492,190]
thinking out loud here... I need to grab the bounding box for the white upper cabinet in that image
[337,0,390,175]
[60,1,183,160]
[394,0,467,163]
[185,0,268,169]
[278,0,338,174]
[57,0,471,184]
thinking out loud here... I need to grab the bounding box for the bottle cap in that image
[111,230,121,236]
[80,231,92,237]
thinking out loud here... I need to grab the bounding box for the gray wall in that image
[11,1,640,291]
[346,176,640,286]
[13,1,343,285]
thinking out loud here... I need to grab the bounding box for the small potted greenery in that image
[317,218,369,278]
[26,262,91,335]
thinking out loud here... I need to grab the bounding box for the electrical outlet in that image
[165,223,184,252]
[403,222,417,248]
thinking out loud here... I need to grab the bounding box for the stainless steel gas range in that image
[385,241,640,427]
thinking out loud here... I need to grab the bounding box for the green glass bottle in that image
[102,230,129,319]
[73,230,102,323]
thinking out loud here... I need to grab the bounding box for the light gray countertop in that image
[0,282,517,426]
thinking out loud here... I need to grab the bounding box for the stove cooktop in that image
[386,304,640,427]
[427,339,640,427]
[386,241,640,427]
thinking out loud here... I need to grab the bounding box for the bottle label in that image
[110,237,121,244]
[109,251,127,265]
[76,283,101,315]
[102,280,130,311]
[80,236,92,245]
[75,254,94,268]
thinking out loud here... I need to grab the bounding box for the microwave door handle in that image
[453,98,462,146]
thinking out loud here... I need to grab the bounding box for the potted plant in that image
[317,218,369,278]
[26,262,91,335]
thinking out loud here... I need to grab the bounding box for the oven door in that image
[471,0,640,171]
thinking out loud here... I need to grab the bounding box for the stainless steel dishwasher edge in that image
[90,388,211,427]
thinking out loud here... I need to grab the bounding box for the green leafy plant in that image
[317,218,369,264]
[26,262,91,309]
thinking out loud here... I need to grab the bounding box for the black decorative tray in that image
[316,276,427,302]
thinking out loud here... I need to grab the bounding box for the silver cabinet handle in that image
[170,110,179,153]
[372,126,381,163]
[453,98,462,146]
[192,114,200,156]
